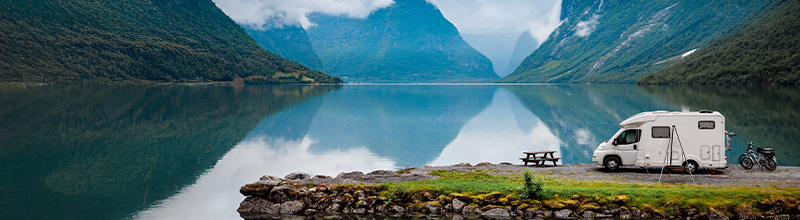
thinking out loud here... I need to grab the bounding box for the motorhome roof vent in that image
[699,110,713,113]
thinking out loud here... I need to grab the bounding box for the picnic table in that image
[520,150,561,166]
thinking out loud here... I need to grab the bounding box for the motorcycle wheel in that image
[764,157,777,171]
[740,156,754,170]
[738,154,748,165]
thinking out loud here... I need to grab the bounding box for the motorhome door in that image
[614,129,641,165]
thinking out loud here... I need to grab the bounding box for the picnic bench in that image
[520,151,561,166]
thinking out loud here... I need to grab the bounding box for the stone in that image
[544,200,566,209]
[367,170,394,175]
[269,186,299,203]
[462,205,480,215]
[279,200,305,215]
[444,204,453,212]
[353,190,367,201]
[482,208,510,217]
[324,203,341,214]
[285,172,311,180]
[313,175,332,179]
[336,171,365,179]
[453,163,472,167]
[499,162,513,166]
[708,208,729,220]
[476,162,494,166]
[452,198,466,212]
[554,209,573,219]
[424,202,443,215]
[303,209,318,216]
[391,205,406,214]
[582,211,595,218]
[612,195,630,205]
[237,197,279,216]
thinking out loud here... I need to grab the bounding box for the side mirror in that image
[612,140,618,146]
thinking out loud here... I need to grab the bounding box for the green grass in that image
[376,169,800,213]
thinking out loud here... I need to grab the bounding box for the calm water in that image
[1,84,798,219]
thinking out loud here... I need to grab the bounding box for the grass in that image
[375,169,800,213]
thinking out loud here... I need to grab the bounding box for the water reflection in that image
[0,84,337,220]
[431,88,561,165]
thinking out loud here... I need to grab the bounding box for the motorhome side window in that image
[698,121,715,129]
[652,126,670,138]
[615,129,640,145]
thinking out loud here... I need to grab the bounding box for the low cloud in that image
[428,0,562,43]
[574,14,599,37]
[214,0,395,29]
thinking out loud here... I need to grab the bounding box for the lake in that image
[1,83,798,219]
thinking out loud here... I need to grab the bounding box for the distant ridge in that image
[306,0,498,83]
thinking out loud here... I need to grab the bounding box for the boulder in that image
[279,200,306,215]
[482,208,510,217]
[452,198,466,212]
[476,162,494,166]
[313,175,332,179]
[336,171,365,179]
[424,202,443,215]
[285,172,311,180]
[237,197,279,216]
[554,209,573,219]
[499,162,514,166]
[324,203,341,214]
[708,208,729,220]
[269,186,300,203]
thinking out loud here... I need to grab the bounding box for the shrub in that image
[519,171,545,199]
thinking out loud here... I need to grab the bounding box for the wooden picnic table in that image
[520,150,561,166]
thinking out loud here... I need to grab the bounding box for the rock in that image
[391,205,406,214]
[476,162,494,166]
[279,200,306,215]
[353,190,367,201]
[367,170,394,175]
[770,214,791,220]
[499,162,513,166]
[482,208,510,217]
[313,175,332,179]
[336,171,365,179]
[424,202,443,215]
[619,208,632,219]
[444,204,453,212]
[582,210,596,218]
[285,172,311,180]
[452,198,466,212]
[544,200,566,209]
[707,208,729,220]
[554,209,572,218]
[303,209,318,216]
[240,183,274,197]
[237,197,279,216]
[269,186,299,203]
[462,205,480,215]
[613,195,630,205]
[453,163,472,167]
[324,203,341,214]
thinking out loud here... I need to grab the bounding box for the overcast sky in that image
[214,0,562,43]
[428,0,562,43]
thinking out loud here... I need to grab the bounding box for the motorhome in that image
[592,110,729,173]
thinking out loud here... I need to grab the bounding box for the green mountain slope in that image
[500,0,772,83]
[306,0,498,83]
[0,0,339,84]
[243,25,326,72]
[639,0,800,85]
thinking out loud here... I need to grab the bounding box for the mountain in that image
[306,0,498,83]
[639,0,800,85]
[500,0,773,83]
[503,31,539,76]
[243,25,326,72]
[461,32,517,77]
[0,0,339,84]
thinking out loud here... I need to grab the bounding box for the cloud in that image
[428,0,562,43]
[574,14,599,37]
[213,0,395,29]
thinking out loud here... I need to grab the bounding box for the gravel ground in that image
[300,163,800,188]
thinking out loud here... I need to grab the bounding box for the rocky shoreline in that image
[237,164,800,219]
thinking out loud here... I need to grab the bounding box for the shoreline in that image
[237,163,800,219]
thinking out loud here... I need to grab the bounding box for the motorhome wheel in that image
[684,161,698,173]
[604,157,620,171]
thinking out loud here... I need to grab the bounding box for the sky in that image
[213,0,563,76]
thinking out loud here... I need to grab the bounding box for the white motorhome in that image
[592,110,729,173]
